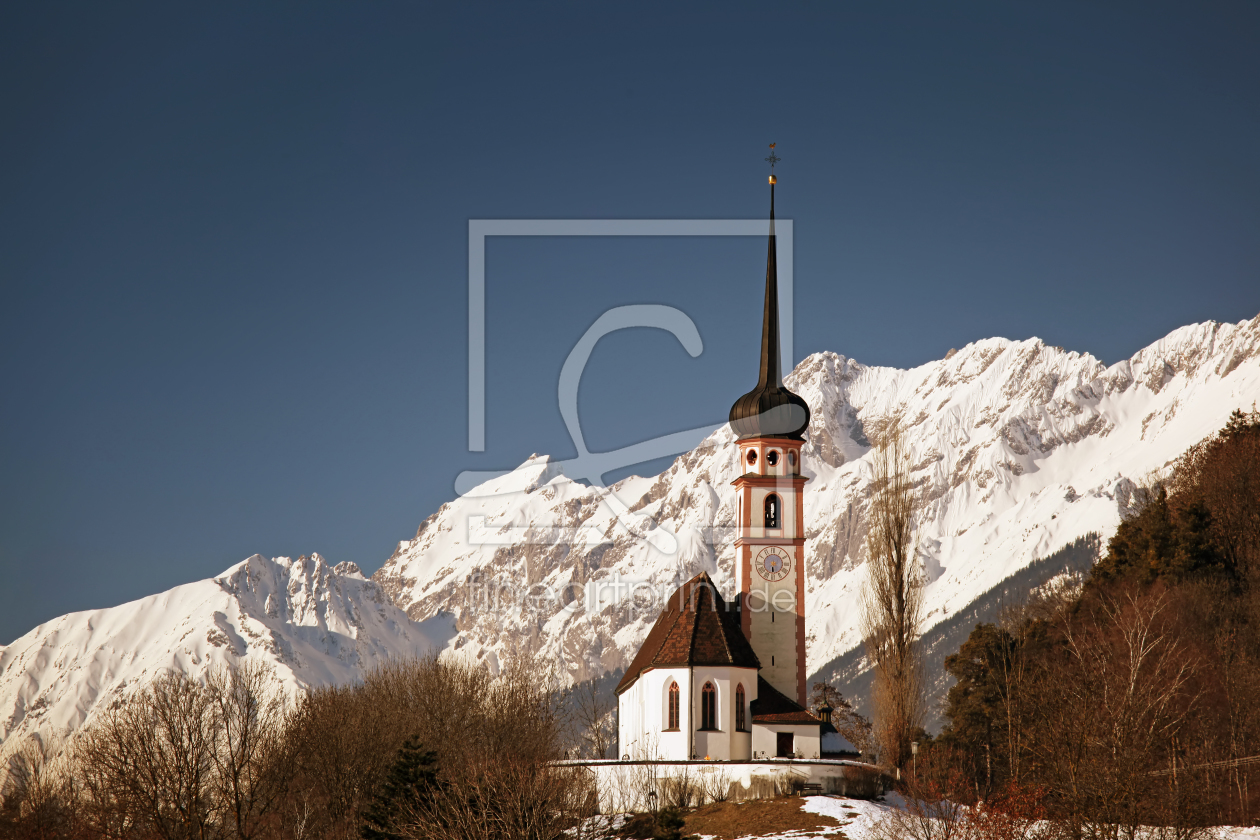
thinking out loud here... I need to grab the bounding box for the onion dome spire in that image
[728,153,811,440]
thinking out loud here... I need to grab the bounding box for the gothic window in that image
[764,494,780,529]
[735,683,746,731]
[667,681,679,730]
[701,682,717,730]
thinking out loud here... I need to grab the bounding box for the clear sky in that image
[2,2,1259,644]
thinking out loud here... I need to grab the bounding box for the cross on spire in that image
[765,143,781,171]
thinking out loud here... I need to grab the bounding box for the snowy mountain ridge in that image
[2,314,1257,753]
[0,553,454,751]
[373,314,1260,691]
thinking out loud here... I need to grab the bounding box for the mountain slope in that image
[0,554,454,751]
[374,315,1260,695]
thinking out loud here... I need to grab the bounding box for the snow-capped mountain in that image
[5,315,1258,752]
[0,554,454,751]
[374,315,1260,695]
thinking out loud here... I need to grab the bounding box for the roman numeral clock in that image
[756,546,790,582]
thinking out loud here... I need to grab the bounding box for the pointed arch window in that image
[667,682,679,730]
[764,494,781,529]
[735,683,746,731]
[701,682,717,730]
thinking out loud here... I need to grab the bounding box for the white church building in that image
[615,572,823,761]
[616,167,850,763]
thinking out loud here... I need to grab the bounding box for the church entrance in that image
[776,732,794,757]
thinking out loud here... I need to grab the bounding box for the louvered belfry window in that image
[701,682,717,730]
[765,494,780,528]
[668,681,679,729]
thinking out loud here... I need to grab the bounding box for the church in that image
[616,168,830,761]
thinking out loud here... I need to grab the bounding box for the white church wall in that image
[617,667,691,760]
[690,665,756,760]
[656,668,690,760]
[729,670,755,761]
[616,679,641,759]
[617,666,759,761]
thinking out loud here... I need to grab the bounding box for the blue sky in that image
[2,2,1259,643]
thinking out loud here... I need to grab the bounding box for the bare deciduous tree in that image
[76,671,221,840]
[280,654,575,839]
[809,680,874,757]
[860,413,926,768]
[0,737,79,840]
[67,663,293,840]
[207,661,291,840]
[396,759,596,840]
[568,677,617,760]
[699,763,732,803]
[1042,589,1202,837]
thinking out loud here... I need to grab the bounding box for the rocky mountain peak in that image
[374,314,1260,689]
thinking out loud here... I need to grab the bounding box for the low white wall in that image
[555,759,884,814]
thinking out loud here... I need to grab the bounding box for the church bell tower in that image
[729,164,812,706]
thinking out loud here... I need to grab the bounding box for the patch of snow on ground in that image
[1220,828,1260,840]
[795,796,1260,840]
[796,795,895,840]
[590,795,1258,840]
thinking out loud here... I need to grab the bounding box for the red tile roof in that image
[615,572,760,695]
[750,675,820,725]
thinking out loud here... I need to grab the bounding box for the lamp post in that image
[911,740,919,781]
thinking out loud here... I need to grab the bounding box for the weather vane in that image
[765,143,781,172]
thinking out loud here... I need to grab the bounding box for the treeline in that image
[0,657,603,840]
[912,408,1260,833]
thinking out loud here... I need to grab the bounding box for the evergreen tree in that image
[939,623,1014,791]
[360,736,439,840]
[652,806,697,840]
[1093,487,1227,585]
[1222,406,1260,438]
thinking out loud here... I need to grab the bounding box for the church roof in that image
[750,675,820,725]
[728,174,811,441]
[614,572,760,695]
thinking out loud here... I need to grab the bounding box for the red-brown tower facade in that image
[729,172,812,706]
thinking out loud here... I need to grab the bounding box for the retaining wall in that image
[553,759,884,813]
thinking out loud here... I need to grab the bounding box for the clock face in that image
[755,546,792,582]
